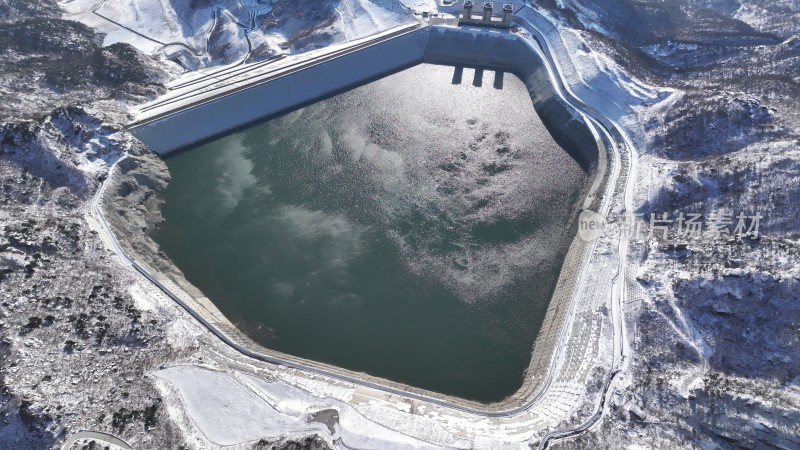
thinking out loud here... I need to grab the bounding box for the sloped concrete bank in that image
[130,24,430,155]
[423,26,599,172]
[421,25,608,408]
[116,22,613,415]
[130,24,598,171]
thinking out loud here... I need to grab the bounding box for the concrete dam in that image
[121,12,614,408]
[129,22,598,170]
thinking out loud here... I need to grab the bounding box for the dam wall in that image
[130,26,430,155]
[131,24,597,168]
[424,26,598,170]
[132,24,597,171]
[425,26,604,404]
[120,21,613,412]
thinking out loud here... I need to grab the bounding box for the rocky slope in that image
[0,1,188,448]
[62,0,416,70]
[0,1,331,448]
[2,0,799,448]
[540,0,800,448]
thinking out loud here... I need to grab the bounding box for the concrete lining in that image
[130,24,430,154]
[120,23,612,413]
[131,24,598,177]
[423,26,599,171]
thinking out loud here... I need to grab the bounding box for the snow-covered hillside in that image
[62,0,416,69]
[2,0,799,448]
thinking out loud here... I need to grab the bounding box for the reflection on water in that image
[156,64,589,402]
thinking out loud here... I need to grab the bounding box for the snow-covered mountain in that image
[63,0,416,69]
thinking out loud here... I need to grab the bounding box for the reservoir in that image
[155,63,591,402]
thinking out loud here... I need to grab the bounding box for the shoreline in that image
[98,8,628,423]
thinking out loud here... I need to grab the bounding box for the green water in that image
[156,64,589,402]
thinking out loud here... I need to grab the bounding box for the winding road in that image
[513,9,637,449]
[60,430,133,450]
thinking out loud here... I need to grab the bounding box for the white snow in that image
[153,365,448,448]
[398,0,437,14]
[734,1,800,37]
[343,0,413,39]
[57,2,738,447]
[63,0,416,68]
[153,365,327,446]
[129,284,157,312]
[60,0,167,53]
[557,28,668,117]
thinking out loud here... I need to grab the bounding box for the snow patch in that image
[153,365,448,448]
[129,284,157,312]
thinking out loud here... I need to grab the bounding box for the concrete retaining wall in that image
[130,27,430,155]
[424,26,604,405]
[131,25,597,169]
[132,25,598,171]
[424,26,598,171]
[123,23,610,411]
